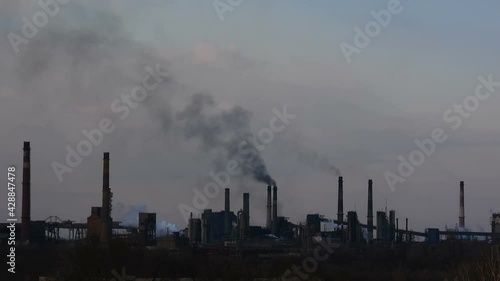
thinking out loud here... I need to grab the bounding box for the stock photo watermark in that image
[385,74,500,192]
[7,0,71,54]
[213,0,243,22]
[111,267,135,281]
[6,166,17,274]
[178,105,296,223]
[51,65,169,182]
[340,0,410,64]
[281,238,336,281]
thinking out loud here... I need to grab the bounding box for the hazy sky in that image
[1,0,500,233]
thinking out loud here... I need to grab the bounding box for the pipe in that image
[405,218,409,242]
[272,185,278,235]
[389,210,396,242]
[202,209,212,244]
[396,218,399,242]
[266,186,272,230]
[459,181,465,228]
[238,210,245,239]
[367,179,373,243]
[100,152,111,247]
[337,177,344,225]
[225,188,230,236]
[243,193,250,233]
[21,141,31,243]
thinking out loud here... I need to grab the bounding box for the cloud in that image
[192,42,267,70]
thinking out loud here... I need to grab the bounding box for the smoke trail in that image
[296,145,341,176]
[176,93,275,185]
[4,3,275,185]
[114,203,147,226]
[157,221,179,235]
[114,203,178,234]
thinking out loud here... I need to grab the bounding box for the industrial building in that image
[2,141,500,254]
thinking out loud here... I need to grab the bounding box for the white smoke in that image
[114,202,179,235]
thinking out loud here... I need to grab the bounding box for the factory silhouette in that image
[3,141,500,280]
[5,141,500,246]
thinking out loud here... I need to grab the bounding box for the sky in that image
[1,0,500,233]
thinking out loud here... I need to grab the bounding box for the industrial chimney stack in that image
[225,188,231,236]
[100,152,112,247]
[367,179,374,243]
[21,141,31,243]
[459,181,465,228]
[337,177,344,225]
[243,193,250,233]
[266,186,272,230]
[272,185,278,235]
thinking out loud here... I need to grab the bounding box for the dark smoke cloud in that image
[4,3,275,186]
[176,93,275,185]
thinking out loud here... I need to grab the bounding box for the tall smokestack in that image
[266,186,272,230]
[243,193,250,232]
[100,152,112,247]
[21,141,31,243]
[367,179,373,243]
[405,218,409,242]
[225,188,230,236]
[337,177,344,225]
[389,210,396,242]
[459,181,465,228]
[272,185,278,235]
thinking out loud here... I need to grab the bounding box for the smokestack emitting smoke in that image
[272,185,278,235]
[367,179,373,243]
[266,186,272,230]
[21,141,31,243]
[100,152,112,247]
[225,188,230,236]
[459,181,465,228]
[337,176,344,224]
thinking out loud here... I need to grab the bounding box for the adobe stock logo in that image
[340,0,407,64]
[51,65,169,182]
[178,105,296,223]
[7,0,71,54]
[385,74,500,192]
[213,0,243,22]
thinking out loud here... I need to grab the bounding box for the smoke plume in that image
[4,3,275,186]
[176,93,275,185]
[296,145,341,176]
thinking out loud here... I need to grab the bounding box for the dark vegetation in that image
[3,241,500,280]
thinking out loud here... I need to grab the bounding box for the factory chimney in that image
[459,181,465,228]
[225,188,231,236]
[100,152,112,247]
[405,218,409,242]
[337,177,344,225]
[21,142,31,243]
[243,193,250,233]
[272,185,278,235]
[367,179,374,243]
[266,186,272,230]
[389,210,396,242]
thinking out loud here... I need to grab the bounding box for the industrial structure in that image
[139,212,157,246]
[2,141,500,255]
[460,181,465,228]
[21,141,31,243]
[367,179,373,243]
